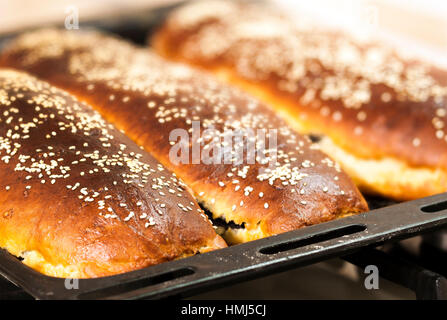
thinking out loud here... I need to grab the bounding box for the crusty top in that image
[154,0,447,170]
[0,29,367,240]
[0,69,225,278]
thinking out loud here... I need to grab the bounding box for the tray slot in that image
[420,200,447,213]
[259,224,367,255]
[78,267,195,299]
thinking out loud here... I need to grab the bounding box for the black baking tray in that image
[1,1,447,300]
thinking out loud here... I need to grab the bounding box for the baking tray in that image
[1,2,447,300]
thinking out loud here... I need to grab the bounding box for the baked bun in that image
[153,0,447,200]
[0,69,225,278]
[0,29,367,244]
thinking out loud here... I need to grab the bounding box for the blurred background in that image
[2,0,447,66]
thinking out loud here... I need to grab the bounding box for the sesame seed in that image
[412,138,421,147]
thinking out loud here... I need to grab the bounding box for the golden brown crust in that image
[0,29,367,243]
[0,69,225,278]
[153,0,447,199]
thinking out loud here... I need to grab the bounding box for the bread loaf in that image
[153,0,447,200]
[0,29,368,244]
[0,69,225,278]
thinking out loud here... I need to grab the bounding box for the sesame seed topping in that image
[412,138,421,147]
[2,28,370,234]
[165,0,447,172]
[0,69,201,234]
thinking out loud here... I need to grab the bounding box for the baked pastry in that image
[0,29,368,244]
[0,69,225,278]
[153,0,447,200]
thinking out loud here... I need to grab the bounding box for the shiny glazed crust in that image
[0,29,367,244]
[0,69,225,278]
[152,0,447,200]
